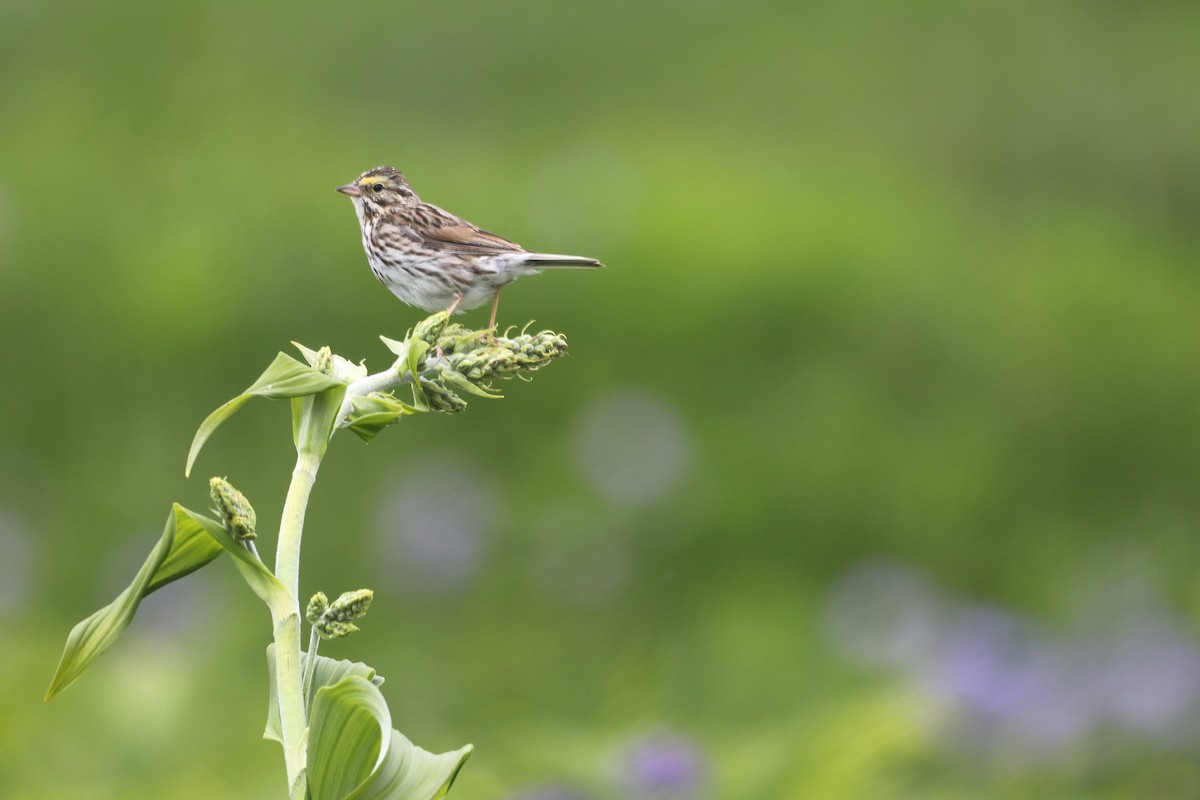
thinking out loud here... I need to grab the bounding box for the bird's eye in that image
[370,183,384,193]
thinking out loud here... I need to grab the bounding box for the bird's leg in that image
[487,289,502,341]
[435,291,466,359]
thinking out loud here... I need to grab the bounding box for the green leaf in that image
[437,370,502,400]
[292,384,348,459]
[344,394,418,443]
[43,509,215,700]
[347,412,403,443]
[293,342,369,384]
[379,335,406,357]
[174,504,288,611]
[186,352,344,476]
[245,352,345,398]
[45,504,284,701]
[405,340,431,410]
[263,645,384,744]
[145,509,225,594]
[308,675,472,800]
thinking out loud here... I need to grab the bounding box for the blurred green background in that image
[3,0,1200,797]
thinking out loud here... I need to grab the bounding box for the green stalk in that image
[273,607,307,797]
[303,624,320,709]
[271,447,322,798]
[276,451,320,597]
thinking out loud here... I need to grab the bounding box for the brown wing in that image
[404,202,525,256]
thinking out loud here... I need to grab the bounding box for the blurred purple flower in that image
[827,555,1200,766]
[823,560,944,669]
[506,786,592,800]
[572,389,692,509]
[617,731,709,797]
[0,508,34,615]
[372,455,497,597]
[921,604,1032,717]
[1090,615,1200,739]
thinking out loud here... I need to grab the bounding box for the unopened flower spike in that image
[443,347,517,382]
[319,620,359,638]
[312,346,334,377]
[411,311,451,346]
[310,588,374,639]
[506,330,568,370]
[435,324,491,356]
[328,589,373,622]
[293,342,368,384]
[306,592,328,623]
[209,477,256,541]
[420,380,467,413]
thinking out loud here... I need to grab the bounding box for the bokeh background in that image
[3,1,1200,797]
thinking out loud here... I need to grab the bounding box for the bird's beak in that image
[336,184,362,197]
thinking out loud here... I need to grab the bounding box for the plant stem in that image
[273,609,306,797]
[335,342,443,430]
[271,448,322,797]
[303,625,320,709]
[276,451,320,596]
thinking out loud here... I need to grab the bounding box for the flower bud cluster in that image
[306,589,373,639]
[414,323,569,413]
[422,380,469,413]
[294,342,369,384]
[337,313,573,433]
[311,346,335,377]
[411,311,451,347]
[507,330,569,369]
[209,477,256,541]
[305,592,327,623]
[443,347,517,382]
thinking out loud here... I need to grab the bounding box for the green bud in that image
[306,592,328,624]
[412,311,451,346]
[506,330,568,370]
[293,342,369,384]
[311,588,373,639]
[312,346,335,377]
[318,620,359,639]
[209,477,257,541]
[435,323,489,356]
[422,381,467,413]
[327,589,373,622]
[444,348,517,382]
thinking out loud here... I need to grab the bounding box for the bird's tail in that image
[523,253,605,268]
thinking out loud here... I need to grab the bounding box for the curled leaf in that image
[344,393,418,443]
[186,353,344,476]
[46,504,285,701]
[263,645,383,744]
[308,675,471,800]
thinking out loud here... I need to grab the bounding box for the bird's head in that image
[336,166,418,210]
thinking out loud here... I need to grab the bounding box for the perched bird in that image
[337,166,603,329]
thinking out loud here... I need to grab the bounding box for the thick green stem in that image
[272,609,306,795]
[276,451,320,597]
[335,343,421,430]
[272,448,322,797]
